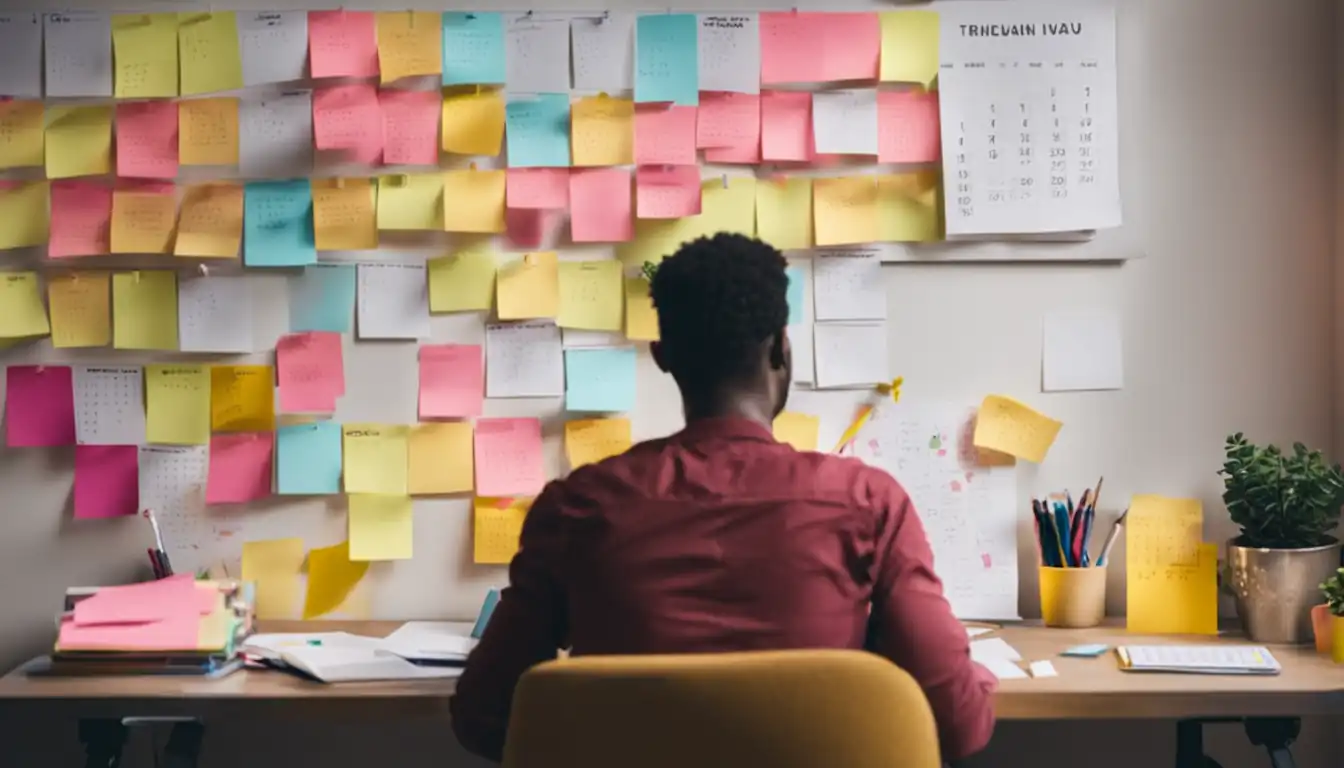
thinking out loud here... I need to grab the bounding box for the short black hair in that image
[649,233,789,390]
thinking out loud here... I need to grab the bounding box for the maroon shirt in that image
[451,418,997,762]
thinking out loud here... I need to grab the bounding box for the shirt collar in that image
[677,417,776,444]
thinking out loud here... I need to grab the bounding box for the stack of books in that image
[47,575,254,678]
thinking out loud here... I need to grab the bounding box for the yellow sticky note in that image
[145,364,211,445]
[343,424,409,495]
[0,181,49,250]
[408,422,475,495]
[175,183,244,258]
[48,272,111,348]
[474,497,530,565]
[814,176,879,246]
[756,176,813,251]
[571,95,634,166]
[0,101,44,169]
[0,272,50,339]
[428,247,496,312]
[241,537,304,620]
[111,187,177,255]
[211,365,276,432]
[376,11,442,83]
[45,106,113,180]
[303,541,370,619]
[179,97,239,166]
[348,494,414,561]
[700,176,757,237]
[877,172,941,243]
[313,178,378,250]
[178,12,243,95]
[879,10,940,86]
[773,412,820,451]
[113,271,178,350]
[1127,495,1216,635]
[497,252,559,320]
[615,217,701,268]
[972,394,1062,464]
[624,277,659,341]
[441,90,504,156]
[442,168,505,233]
[558,260,623,331]
[564,418,632,469]
[113,14,179,98]
[376,174,443,231]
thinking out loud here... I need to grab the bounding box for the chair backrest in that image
[502,649,941,768]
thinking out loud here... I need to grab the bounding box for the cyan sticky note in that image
[635,14,699,107]
[244,180,316,268]
[505,94,571,168]
[276,421,343,495]
[786,266,805,325]
[442,12,505,86]
[471,588,500,639]
[1061,644,1110,658]
[289,264,356,333]
[564,347,637,413]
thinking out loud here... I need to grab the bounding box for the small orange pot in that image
[1311,604,1332,654]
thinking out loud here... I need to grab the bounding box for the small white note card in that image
[179,276,253,354]
[239,11,308,87]
[486,321,564,398]
[1042,309,1123,392]
[505,12,570,93]
[0,14,42,98]
[813,322,888,389]
[240,93,314,178]
[812,249,885,321]
[74,365,145,446]
[44,11,113,98]
[357,263,430,340]
[571,12,634,92]
[1029,660,1059,678]
[812,89,879,155]
[697,14,759,95]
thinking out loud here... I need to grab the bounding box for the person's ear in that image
[650,341,669,373]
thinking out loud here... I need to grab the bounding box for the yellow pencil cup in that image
[1331,616,1344,663]
[1039,566,1107,628]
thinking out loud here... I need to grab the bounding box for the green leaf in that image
[1221,433,1344,548]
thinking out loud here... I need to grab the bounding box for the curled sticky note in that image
[972,395,1062,464]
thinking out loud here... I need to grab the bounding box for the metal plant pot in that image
[1225,537,1342,644]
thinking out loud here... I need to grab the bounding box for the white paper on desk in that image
[357,263,430,340]
[381,622,479,661]
[74,365,145,446]
[179,276,254,354]
[698,14,759,95]
[486,321,564,398]
[240,93,314,178]
[813,322,888,389]
[812,89,879,156]
[813,249,885,321]
[239,12,308,87]
[970,637,1021,662]
[1042,309,1124,392]
[280,646,463,683]
[243,632,382,660]
[1029,660,1059,678]
[44,12,113,98]
[506,13,571,93]
[0,14,42,98]
[978,657,1028,680]
[964,626,994,639]
[571,12,634,92]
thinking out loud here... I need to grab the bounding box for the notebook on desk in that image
[1116,645,1281,675]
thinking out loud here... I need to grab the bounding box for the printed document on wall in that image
[937,3,1120,235]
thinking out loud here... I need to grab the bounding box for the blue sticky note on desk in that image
[289,264,356,333]
[244,180,316,268]
[565,347,637,413]
[276,421,343,495]
[442,12,505,86]
[785,266,805,325]
[505,94,571,168]
[635,14,699,106]
[1061,644,1110,658]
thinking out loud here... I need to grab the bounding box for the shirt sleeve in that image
[450,483,569,762]
[867,478,998,762]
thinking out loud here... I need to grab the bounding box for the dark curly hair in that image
[649,233,789,391]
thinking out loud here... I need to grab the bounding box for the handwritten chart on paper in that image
[855,403,1019,620]
[938,3,1121,236]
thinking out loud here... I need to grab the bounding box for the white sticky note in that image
[970,637,1022,662]
[1029,660,1059,678]
[44,11,113,98]
[789,323,814,386]
[240,92,314,178]
[813,322,888,389]
[0,14,42,98]
[979,657,1028,680]
[571,12,634,92]
[178,276,254,354]
[1042,309,1124,392]
[697,14,759,95]
[812,249,885,321]
[239,11,309,87]
[506,13,571,93]
[813,89,879,156]
[486,321,564,398]
[562,329,624,349]
[74,365,146,446]
[138,445,208,515]
[965,626,994,639]
[356,263,430,340]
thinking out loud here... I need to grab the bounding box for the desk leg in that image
[161,721,205,768]
[1244,717,1299,768]
[1176,719,1212,768]
[78,719,126,768]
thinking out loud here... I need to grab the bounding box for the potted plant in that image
[1319,569,1344,659]
[1221,433,1344,644]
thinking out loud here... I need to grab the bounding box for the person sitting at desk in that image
[451,233,997,763]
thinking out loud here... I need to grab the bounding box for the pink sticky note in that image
[504,208,550,249]
[419,344,484,419]
[878,89,941,164]
[380,89,440,167]
[636,166,702,219]
[634,104,698,166]
[74,445,140,520]
[49,180,112,258]
[277,331,345,413]
[473,417,545,497]
[308,10,379,79]
[206,433,275,505]
[761,91,814,162]
[698,92,761,164]
[506,168,570,210]
[313,84,384,165]
[59,615,201,651]
[72,575,205,626]
[115,101,179,180]
[761,12,880,85]
[569,168,633,243]
[6,366,75,447]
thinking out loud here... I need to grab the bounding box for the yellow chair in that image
[502,649,941,768]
